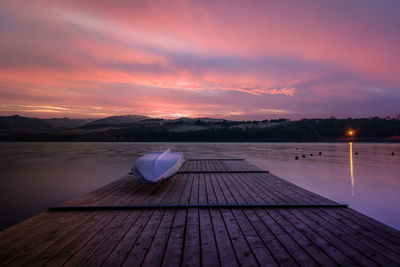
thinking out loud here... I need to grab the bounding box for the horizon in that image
[3,113,400,122]
[1,1,400,120]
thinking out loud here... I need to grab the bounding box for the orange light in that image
[347,129,355,136]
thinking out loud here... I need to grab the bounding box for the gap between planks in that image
[48,204,348,211]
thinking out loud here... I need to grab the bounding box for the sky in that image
[0,0,399,120]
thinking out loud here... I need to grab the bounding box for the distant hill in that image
[0,115,96,134]
[0,114,399,142]
[43,118,94,129]
[85,115,150,126]
[0,115,54,133]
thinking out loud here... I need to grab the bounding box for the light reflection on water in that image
[0,142,399,231]
[349,142,355,196]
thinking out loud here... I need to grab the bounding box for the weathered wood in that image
[186,158,245,161]
[48,203,348,211]
[1,159,400,266]
[181,208,201,266]
[178,170,269,173]
[80,211,144,266]
[141,209,176,266]
[161,209,187,267]
[102,209,155,266]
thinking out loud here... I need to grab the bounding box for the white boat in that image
[132,149,185,183]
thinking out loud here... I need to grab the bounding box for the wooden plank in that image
[230,173,278,204]
[179,173,194,204]
[2,178,142,262]
[214,173,237,204]
[204,172,238,266]
[102,209,155,266]
[179,170,269,173]
[256,209,318,265]
[291,208,391,266]
[204,160,211,172]
[27,181,151,266]
[278,209,354,265]
[268,209,335,265]
[69,178,171,266]
[181,208,201,266]
[161,209,187,267]
[186,158,245,161]
[56,211,130,266]
[220,209,260,266]
[221,173,294,266]
[180,160,188,172]
[189,173,199,204]
[77,211,144,266]
[318,209,400,263]
[193,159,199,173]
[169,173,190,204]
[161,173,191,267]
[3,211,108,266]
[0,176,130,247]
[198,173,207,204]
[221,173,255,204]
[211,173,259,266]
[222,172,299,266]
[0,176,134,252]
[245,171,400,263]
[333,208,400,244]
[242,209,297,266]
[224,172,320,265]
[230,172,396,264]
[339,208,400,239]
[66,175,135,206]
[235,173,342,264]
[0,212,69,255]
[262,176,400,262]
[244,172,312,204]
[0,212,73,264]
[132,175,178,205]
[204,172,217,204]
[21,211,111,266]
[213,160,224,172]
[209,208,239,267]
[261,172,335,204]
[141,210,176,266]
[199,208,220,266]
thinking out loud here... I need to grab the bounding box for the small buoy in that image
[318,152,322,155]
[295,156,299,160]
[355,152,359,155]
[310,153,313,156]
[392,152,395,156]
[302,154,306,158]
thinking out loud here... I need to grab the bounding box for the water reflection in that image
[349,142,355,196]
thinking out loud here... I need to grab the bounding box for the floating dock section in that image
[1,159,400,266]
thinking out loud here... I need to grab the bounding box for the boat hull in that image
[132,149,184,183]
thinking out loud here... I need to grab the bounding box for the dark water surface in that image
[0,142,399,231]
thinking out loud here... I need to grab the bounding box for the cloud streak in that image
[0,0,399,119]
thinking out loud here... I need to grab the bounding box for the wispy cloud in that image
[0,0,399,119]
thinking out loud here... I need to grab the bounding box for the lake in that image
[0,142,399,231]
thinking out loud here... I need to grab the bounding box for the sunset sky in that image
[0,0,399,120]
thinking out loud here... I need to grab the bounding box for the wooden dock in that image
[1,159,400,266]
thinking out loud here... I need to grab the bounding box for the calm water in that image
[0,142,399,231]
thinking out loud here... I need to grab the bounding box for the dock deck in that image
[1,159,400,266]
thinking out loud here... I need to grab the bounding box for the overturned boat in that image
[132,149,185,183]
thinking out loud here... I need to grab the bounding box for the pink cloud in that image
[0,0,399,119]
